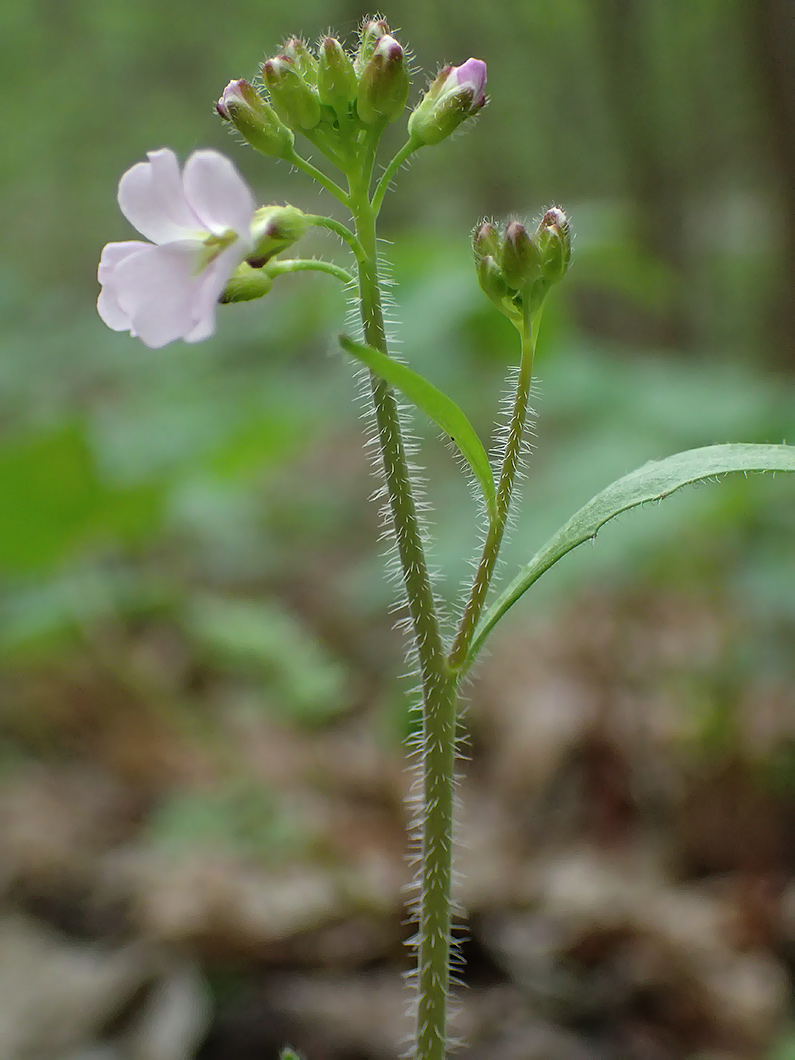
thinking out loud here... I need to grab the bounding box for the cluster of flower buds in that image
[216,19,413,157]
[473,208,571,323]
[216,19,486,157]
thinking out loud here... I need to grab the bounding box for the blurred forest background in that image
[1,1,794,1058]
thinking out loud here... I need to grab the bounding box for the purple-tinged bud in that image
[220,262,274,304]
[216,79,295,159]
[354,18,390,76]
[248,205,310,266]
[262,55,321,131]
[535,207,571,284]
[472,220,501,262]
[356,34,410,125]
[408,58,487,147]
[317,37,359,120]
[282,37,319,85]
[500,220,542,290]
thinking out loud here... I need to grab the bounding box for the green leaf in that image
[465,443,795,671]
[340,335,497,523]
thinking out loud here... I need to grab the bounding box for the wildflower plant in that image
[98,17,795,1060]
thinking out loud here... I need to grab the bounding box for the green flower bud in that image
[281,37,318,85]
[216,79,295,160]
[317,37,359,120]
[354,18,390,76]
[220,262,274,304]
[248,205,310,266]
[535,207,571,285]
[356,34,410,125]
[472,220,502,262]
[500,220,542,290]
[408,58,487,148]
[476,255,515,315]
[262,56,321,131]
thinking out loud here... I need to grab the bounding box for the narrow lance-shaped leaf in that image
[340,335,498,523]
[462,443,795,672]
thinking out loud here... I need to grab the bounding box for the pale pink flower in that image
[97,148,255,348]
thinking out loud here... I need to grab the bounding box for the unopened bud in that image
[220,262,274,304]
[355,18,390,76]
[472,221,501,261]
[281,37,318,85]
[408,58,487,147]
[248,205,310,266]
[501,221,541,290]
[216,79,295,159]
[476,255,513,314]
[262,56,321,131]
[317,37,359,120]
[357,34,410,124]
[535,207,571,285]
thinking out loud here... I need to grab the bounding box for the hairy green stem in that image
[349,152,456,1060]
[306,214,365,260]
[266,258,353,284]
[287,149,349,204]
[372,139,416,216]
[448,321,536,671]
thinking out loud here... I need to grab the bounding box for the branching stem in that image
[372,139,416,215]
[306,215,365,261]
[267,258,353,284]
[448,319,536,671]
[287,149,349,204]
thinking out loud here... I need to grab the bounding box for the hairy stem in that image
[287,149,349,204]
[306,215,365,260]
[266,258,353,284]
[448,321,536,671]
[372,139,416,216]
[349,153,456,1060]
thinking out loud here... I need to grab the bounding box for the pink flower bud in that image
[262,55,321,131]
[356,34,410,125]
[535,207,571,283]
[216,79,294,159]
[408,57,487,147]
[354,18,390,76]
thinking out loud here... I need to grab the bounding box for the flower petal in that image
[184,241,248,343]
[118,148,203,244]
[97,241,148,330]
[113,241,203,348]
[182,150,255,243]
[98,240,147,282]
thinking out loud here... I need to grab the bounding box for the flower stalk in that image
[348,149,458,1060]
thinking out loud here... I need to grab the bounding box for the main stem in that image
[349,160,457,1060]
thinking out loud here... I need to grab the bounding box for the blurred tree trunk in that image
[746,0,795,366]
[591,0,692,349]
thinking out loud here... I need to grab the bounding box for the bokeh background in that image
[1,1,794,1058]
